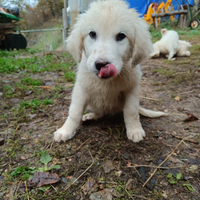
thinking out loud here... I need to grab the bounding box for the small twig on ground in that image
[65,155,75,159]
[189,153,200,158]
[122,186,150,200]
[140,96,160,102]
[36,86,51,89]
[14,181,22,199]
[96,130,109,135]
[171,135,198,144]
[98,181,118,184]
[25,181,29,200]
[65,150,94,191]
[25,119,44,126]
[51,184,57,192]
[4,133,7,146]
[123,187,134,200]
[179,90,194,94]
[76,138,91,151]
[27,86,51,89]
[9,181,17,200]
[45,140,54,150]
[41,126,57,130]
[5,119,9,125]
[15,124,20,131]
[50,141,54,150]
[169,112,186,116]
[14,181,21,199]
[183,140,190,148]
[130,193,150,200]
[126,165,184,169]
[143,138,185,187]
[160,140,173,147]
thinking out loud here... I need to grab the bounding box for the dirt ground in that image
[0,34,200,200]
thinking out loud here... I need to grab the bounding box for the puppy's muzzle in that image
[95,61,110,71]
[95,61,117,78]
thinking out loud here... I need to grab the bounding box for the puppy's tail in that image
[139,107,168,118]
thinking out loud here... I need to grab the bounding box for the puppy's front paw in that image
[82,113,96,121]
[127,128,145,143]
[54,128,75,142]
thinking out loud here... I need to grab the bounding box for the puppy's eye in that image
[89,31,97,39]
[116,33,126,41]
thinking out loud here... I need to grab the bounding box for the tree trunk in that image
[42,8,46,21]
[50,5,55,17]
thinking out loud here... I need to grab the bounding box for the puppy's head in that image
[161,28,168,36]
[66,0,152,79]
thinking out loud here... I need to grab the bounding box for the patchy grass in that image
[2,85,14,98]
[194,59,200,68]
[0,49,40,58]
[22,77,42,86]
[175,59,191,65]
[19,98,53,110]
[190,44,200,56]
[64,71,76,83]
[0,52,75,74]
[173,71,196,85]
[151,68,176,78]
[0,56,38,73]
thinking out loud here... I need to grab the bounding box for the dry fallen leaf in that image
[82,177,98,195]
[174,96,180,101]
[183,113,199,122]
[126,161,131,167]
[20,156,26,160]
[27,172,60,187]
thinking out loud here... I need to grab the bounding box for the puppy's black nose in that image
[95,61,109,71]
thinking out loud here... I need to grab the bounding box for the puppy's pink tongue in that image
[99,64,117,78]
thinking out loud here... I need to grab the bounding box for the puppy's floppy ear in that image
[66,16,83,63]
[130,10,153,66]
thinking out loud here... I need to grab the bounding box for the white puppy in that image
[176,40,192,57]
[54,0,166,143]
[151,28,179,60]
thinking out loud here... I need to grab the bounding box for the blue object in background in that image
[126,0,193,17]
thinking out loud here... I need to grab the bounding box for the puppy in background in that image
[151,28,179,60]
[176,40,192,57]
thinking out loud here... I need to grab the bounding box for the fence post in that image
[69,0,79,28]
[62,0,67,50]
